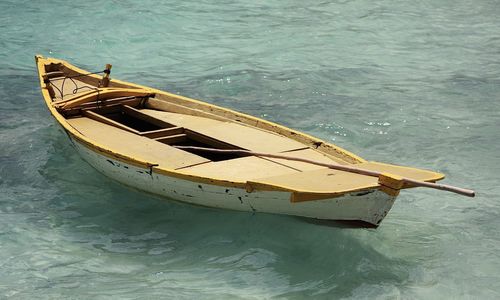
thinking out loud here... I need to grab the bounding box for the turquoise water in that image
[1,0,500,298]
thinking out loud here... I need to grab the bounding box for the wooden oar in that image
[173,146,475,197]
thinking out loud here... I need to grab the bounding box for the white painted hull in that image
[70,136,396,226]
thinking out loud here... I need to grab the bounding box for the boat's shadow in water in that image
[296,217,378,229]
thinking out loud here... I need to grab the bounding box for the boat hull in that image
[67,131,397,226]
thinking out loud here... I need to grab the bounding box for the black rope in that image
[50,82,64,99]
[48,70,106,100]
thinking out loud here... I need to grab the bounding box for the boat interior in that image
[42,64,351,181]
[39,60,444,196]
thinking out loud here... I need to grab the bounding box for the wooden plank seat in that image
[54,88,153,109]
[45,71,65,79]
[178,156,302,181]
[138,108,309,153]
[63,96,145,117]
[66,117,210,170]
[140,127,184,139]
[81,108,186,141]
[138,107,223,132]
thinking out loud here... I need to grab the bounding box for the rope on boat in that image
[44,70,107,100]
[172,146,475,198]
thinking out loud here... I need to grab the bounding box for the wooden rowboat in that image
[35,55,474,227]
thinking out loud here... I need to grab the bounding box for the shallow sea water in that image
[1,0,500,298]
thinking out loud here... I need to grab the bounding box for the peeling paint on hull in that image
[69,135,396,226]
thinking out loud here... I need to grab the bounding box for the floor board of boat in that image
[178,156,304,181]
[249,167,378,194]
[66,117,211,169]
[139,109,309,153]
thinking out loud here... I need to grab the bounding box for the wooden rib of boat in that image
[35,55,472,227]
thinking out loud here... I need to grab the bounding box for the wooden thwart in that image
[155,133,188,144]
[79,96,142,109]
[140,127,184,139]
[63,98,143,117]
[140,106,309,154]
[54,88,153,109]
[45,71,65,79]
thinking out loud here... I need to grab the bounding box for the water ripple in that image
[1,0,500,298]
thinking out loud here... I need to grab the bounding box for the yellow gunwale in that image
[35,55,443,196]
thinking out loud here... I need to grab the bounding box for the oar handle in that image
[402,178,475,197]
